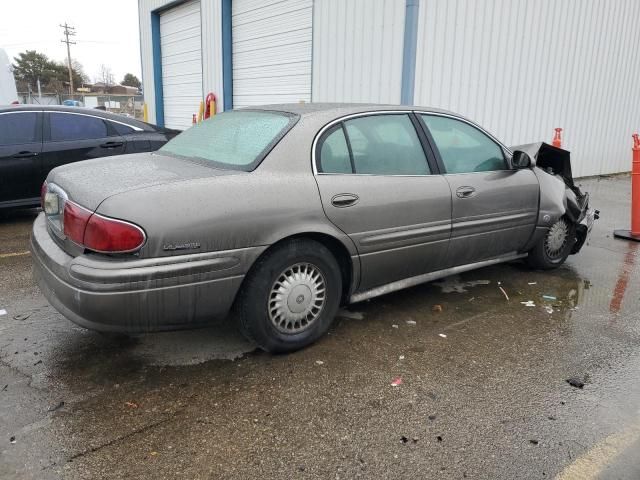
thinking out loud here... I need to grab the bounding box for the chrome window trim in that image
[44,110,144,131]
[311,109,512,177]
[0,111,38,115]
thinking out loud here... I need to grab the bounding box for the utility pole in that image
[60,23,76,95]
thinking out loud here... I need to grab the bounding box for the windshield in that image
[159,110,297,170]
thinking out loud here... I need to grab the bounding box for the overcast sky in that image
[0,0,141,84]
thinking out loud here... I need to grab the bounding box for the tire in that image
[236,238,342,353]
[526,217,577,270]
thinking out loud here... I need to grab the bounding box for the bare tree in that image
[97,64,114,89]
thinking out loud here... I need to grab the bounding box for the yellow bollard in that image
[198,101,204,123]
[209,99,216,117]
[142,103,148,122]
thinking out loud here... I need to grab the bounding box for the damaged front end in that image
[513,142,599,254]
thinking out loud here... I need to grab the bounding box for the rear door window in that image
[50,113,108,141]
[318,126,352,173]
[345,114,430,175]
[0,113,39,145]
[109,122,135,135]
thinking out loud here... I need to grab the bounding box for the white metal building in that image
[138,0,640,177]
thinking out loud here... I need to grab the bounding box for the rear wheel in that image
[527,217,576,269]
[237,239,342,353]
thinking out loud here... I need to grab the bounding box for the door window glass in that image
[110,122,135,135]
[0,113,38,146]
[421,115,506,173]
[50,113,108,141]
[344,115,429,175]
[318,126,352,173]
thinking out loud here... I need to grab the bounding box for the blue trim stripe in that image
[401,0,419,105]
[222,0,233,110]
[151,11,164,127]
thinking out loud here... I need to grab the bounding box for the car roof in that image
[0,104,154,131]
[247,102,457,118]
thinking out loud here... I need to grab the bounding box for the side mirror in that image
[511,150,532,169]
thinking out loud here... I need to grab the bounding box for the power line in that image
[60,22,76,94]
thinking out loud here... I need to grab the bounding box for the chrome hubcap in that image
[268,263,326,334]
[545,219,569,258]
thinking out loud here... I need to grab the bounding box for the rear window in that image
[159,110,297,171]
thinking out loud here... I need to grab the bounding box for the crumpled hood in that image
[47,152,229,211]
[511,142,575,187]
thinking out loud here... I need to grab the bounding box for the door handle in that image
[456,186,476,198]
[331,193,359,208]
[100,141,124,149]
[13,151,38,158]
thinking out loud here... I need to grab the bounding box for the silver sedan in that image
[32,104,596,352]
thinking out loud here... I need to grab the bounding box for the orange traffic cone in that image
[552,128,563,148]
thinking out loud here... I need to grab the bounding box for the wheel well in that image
[256,233,354,305]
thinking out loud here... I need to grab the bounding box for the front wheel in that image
[526,217,576,270]
[236,239,342,353]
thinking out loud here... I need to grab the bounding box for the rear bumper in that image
[30,213,265,333]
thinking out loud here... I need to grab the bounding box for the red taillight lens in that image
[40,182,47,209]
[84,214,145,253]
[63,201,92,245]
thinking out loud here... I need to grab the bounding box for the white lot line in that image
[0,251,30,259]
[555,413,640,480]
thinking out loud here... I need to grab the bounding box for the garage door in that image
[232,0,312,108]
[160,0,203,129]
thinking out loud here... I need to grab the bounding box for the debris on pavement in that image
[47,401,65,412]
[315,360,324,365]
[125,401,139,409]
[521,301,536,307]
[401,436,408,443]
[391,377,403,387]
[529,439,539,445]
[406,320,416,326]
[499,286,510,301]
[398,355,405,360]
[566,377,585,389]
[434,277,490,293]
[392,324,399,329]
[438,333,447,338]
[542,295,557,301]
[0,309,7,316]
[544,306,554,314]
[428,415,437,421]
[10,436,16,444]
[528,282,537,285]
[13,312,32,321]
[436,435,443,442]
[432,304,443,313]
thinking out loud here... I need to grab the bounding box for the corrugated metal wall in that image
[139,0,224,125]
[312,0,405,104]
[414,0,640,177]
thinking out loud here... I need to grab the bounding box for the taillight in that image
[63,201,92,245]
[84,214,146,253]
[62,201,145,253]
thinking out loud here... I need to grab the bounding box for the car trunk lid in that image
[43,152,238,256]
[46,152,225,211]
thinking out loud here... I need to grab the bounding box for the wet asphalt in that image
[1,176,639,479]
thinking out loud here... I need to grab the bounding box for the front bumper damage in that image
[514,142,599,254]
